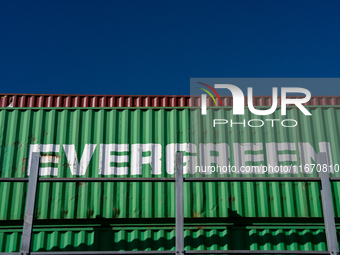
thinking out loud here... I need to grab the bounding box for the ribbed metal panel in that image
[0,107,340,221]
[0,226,331,252]
[1,94,339,107]
[0,94,192,108]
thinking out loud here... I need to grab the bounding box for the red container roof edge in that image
[0,94,339,107]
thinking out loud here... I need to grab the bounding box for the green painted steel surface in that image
[0,226,332,252]
[0,107,339,221]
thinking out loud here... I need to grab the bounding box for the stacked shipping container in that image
[0,94,339,253]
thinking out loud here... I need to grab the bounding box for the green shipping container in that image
[0,106,339,252]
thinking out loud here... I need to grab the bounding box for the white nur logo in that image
[201,84,312,116]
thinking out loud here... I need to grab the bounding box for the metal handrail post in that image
[175,153,184,254]
[20,153,40,255]
[318,153,339,255]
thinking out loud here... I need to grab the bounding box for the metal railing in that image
[0,152,338,255]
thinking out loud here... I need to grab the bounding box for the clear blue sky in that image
[1,1,339,95]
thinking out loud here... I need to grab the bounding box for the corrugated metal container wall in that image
[1,102,340,253]
[1,107,340,221]
[1,94,340,107]
[0,226,331,253]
